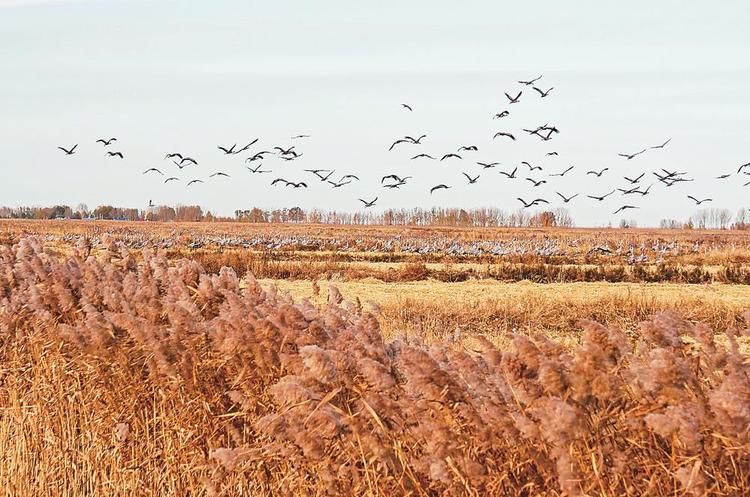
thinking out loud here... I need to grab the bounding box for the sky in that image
[1,0,749,226]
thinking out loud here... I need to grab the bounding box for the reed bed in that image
[1,237,750,496]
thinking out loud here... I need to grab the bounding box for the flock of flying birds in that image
[57,73,750,214]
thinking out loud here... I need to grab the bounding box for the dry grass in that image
[2,237,750,496]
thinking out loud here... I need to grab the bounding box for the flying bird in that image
[650,138,671,149]
[291,134,311,140]
[505,91,522,104]
[411,153,436,160]
[187,179,204,186]
[518,75,542,86]
[522,161,542,172]
[517,197,549,208]
[623,173,645,184]
[457,145,478,152]
[286,182,308,188]
[430,184,451,194]
[477,162,500,169]
[143,168,163,175]
[618,149,646,160]
[271,178,289,186]
[440,153,462,161]
[499,166,518,179]
[210,172,231,178]
[526,178,547,187]
[737,162,750,173]
[96,138,117,146]
[234,140,259,154]
[462,172,480,184]
[340,174,360,182]
[493,111,510,119]
[556,192,578,203]
[246,164,271,174]
[715,173,732,180]
[586,168,609,177]
[105,151,124,158]
[405,134,427,144]
[687,195,712,205]
[401,103,413,111]
[587,190,616,201]
[180,157,198,166]
[165,152,183,160]
[328,180,351,188]
[360,197,378,208]
[546,152,559,156]
[532,86,554,98]
[613,205,639,215]
[164,177,179,183]
[549,165,574,177]
[493,132,516,141]
[58,144,78,155]
[381,174,412,184]
[217,144,237,154]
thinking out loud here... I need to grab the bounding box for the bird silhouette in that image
[499,166,518,179]
[518,75,542,86]
[613,205,638,214]
[411,153,436,160]
[586,168,609,177]
[556,192,578,203]
[187,179,204,186]
[246,164,271,174]
[430,184,451,194]
[164,177,179,183]
[440,153,462,161]
[360,197,378,207]
[526,178,547,187]
[522,161,542,172]
[477,162,500,169]
[618,149,646,160]
[517,197,549,208]
[457,145,478,152]
[505,91,522,104]
[650,138,671,149]
[546,152,559,156]
[210,172,231,178]
[716,173,732,179]
[549,165,574,177]
[493,111,510,119]
[737,162,750,173]
[587,190,616,201]
[180,157,198,166]
[405,134,427,144]
[58,144,78,155]
[328,180,351,188]
[143,168,163,175]
[96,138,117,146]
[493,132,516,141]
[106,151,124,158]
[291,134,311,140]
[462,172,480,184]
[532,86,554,97]
[623,173,645,184]
[687,195,712,205]
[218,144,237,154]
[401,103,413,111]
[286,181,308,188]
[340,174,360,182]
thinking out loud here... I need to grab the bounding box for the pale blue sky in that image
[1,0,749,225]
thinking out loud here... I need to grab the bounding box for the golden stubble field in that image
[1,220,750,496]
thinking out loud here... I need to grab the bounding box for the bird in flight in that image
[587,190,616,201]
[210,172,231,178]
[58,144,78,155]
[526,178,547,187]
[381,174,412,184]
[165,152,183,160]
[143,168,163,175]
[440,153,462,161]
[457,145,478,152]
[533,86,554,98]
[617,186,643,195]
[493,111,510,119]
[218,144,238,154]
[623,173,645,184]
[650,138,671,149]
[477,161,500,169]
[291,134,310,140]
[274,146,295,155]
[96,138,117,146]
[401,103,413,111]
[518,75,542,86]
[687,195,712,205]
[556,192,578,203]
[505,91,522,104]
[613,205,639,215]
[493,132,516,141]
[618,149,646,160]
[405,134,427,144]
[328,180,351,188]
[360,197,378,208]
[715,173,732,180]
[546,152,559,156]
[737,162,750,173]
[517,197,549,208]
[462,172,480,184]
[106,151,124,159]
[499,166,518,179]
[179,157,198,166]
[187,179,204,186]
[411,153,436,160]
[246,164,271,174]
[430,184,451,194]
[286,181,308,188]
[522,161,542,172]
[549,165,574,177]
[586,168,609,177]
[164,177,179,183]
